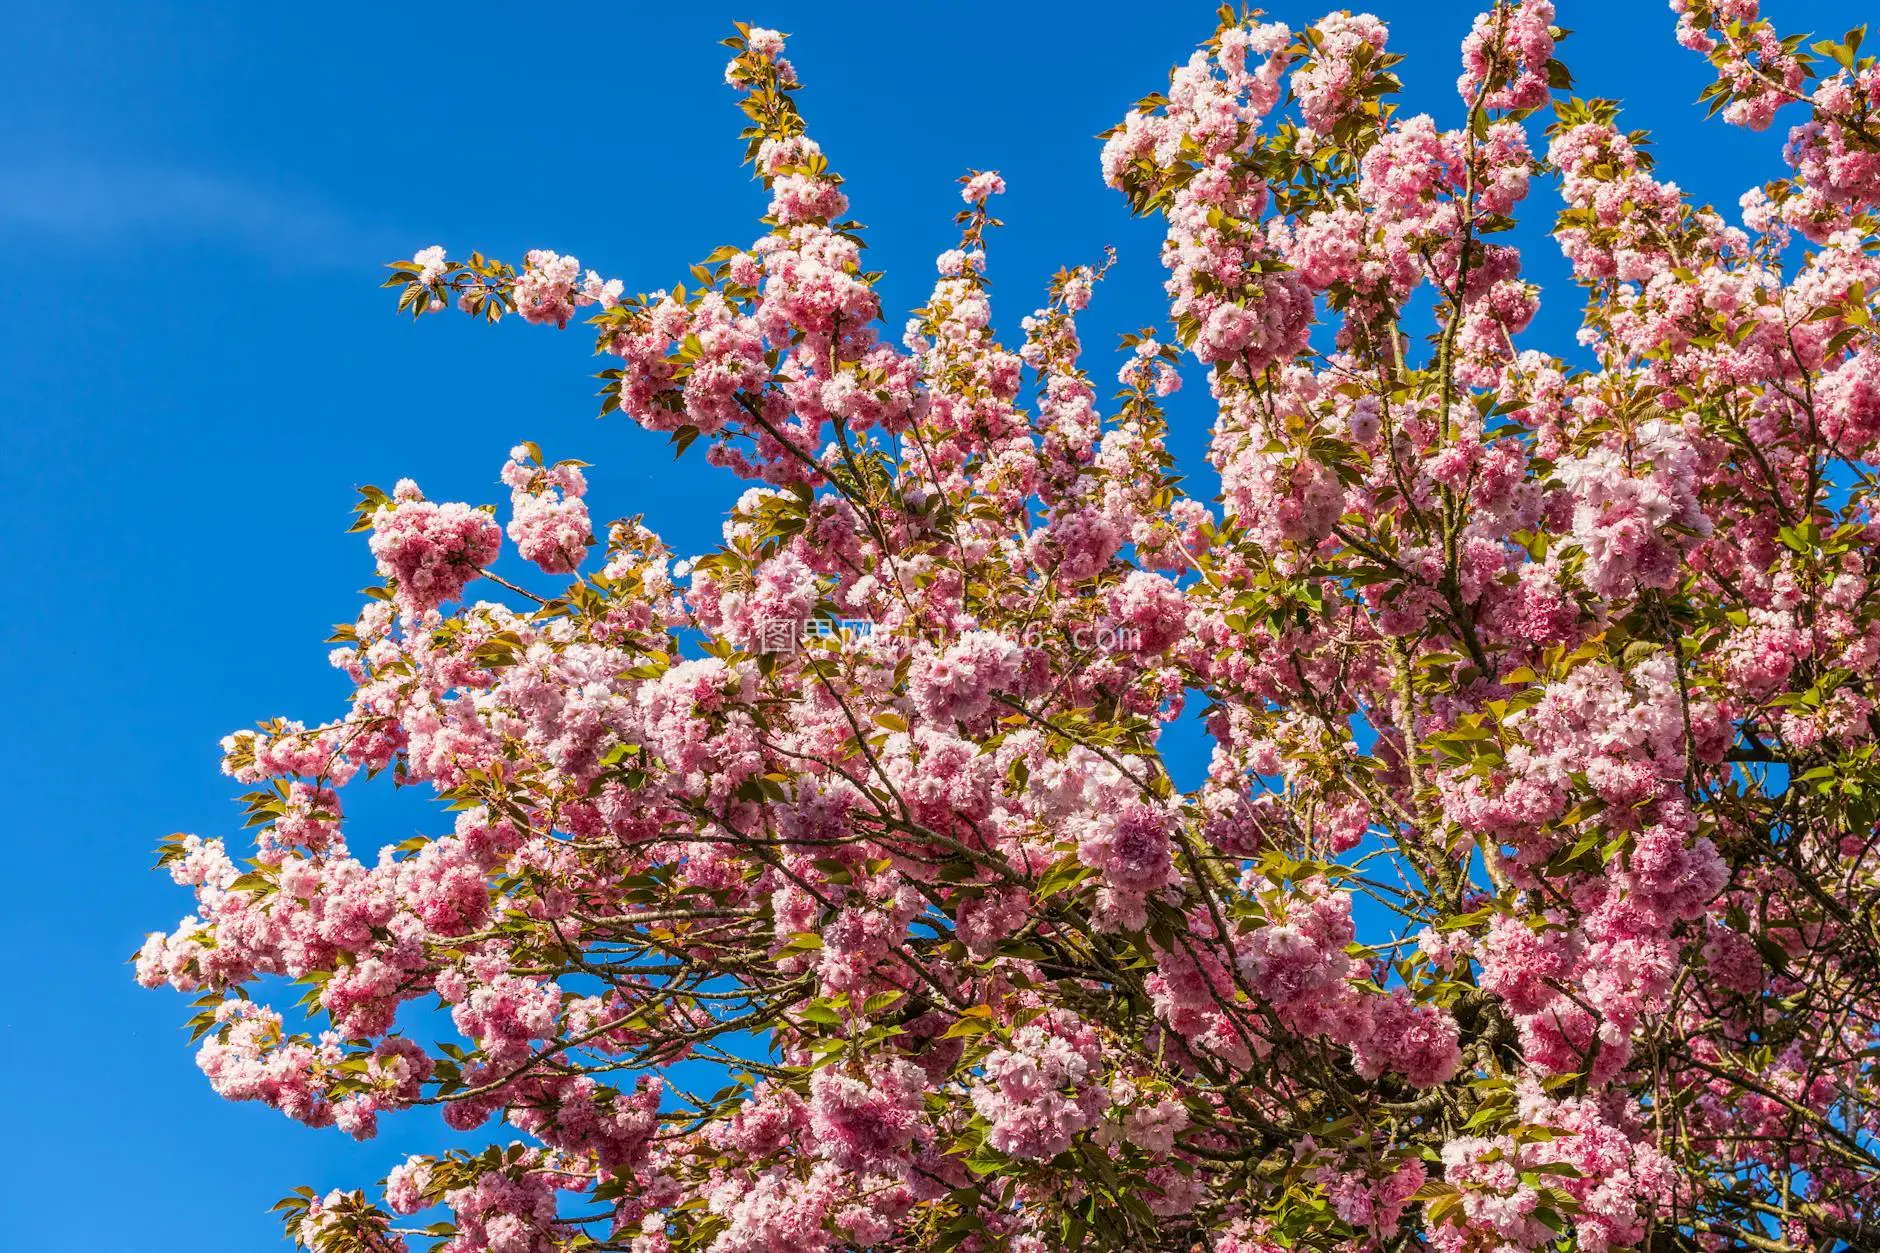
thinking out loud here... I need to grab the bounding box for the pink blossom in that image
[961,170,1006,202]
[369,482,502,612]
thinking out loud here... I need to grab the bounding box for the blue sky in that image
[0,1,1865,1246]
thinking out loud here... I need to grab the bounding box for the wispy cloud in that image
[0,158,391,266]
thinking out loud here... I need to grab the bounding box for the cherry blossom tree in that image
[141,4,1880,1249]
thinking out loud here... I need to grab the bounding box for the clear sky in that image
[0,1,1866,1247]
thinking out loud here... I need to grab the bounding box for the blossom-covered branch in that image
[143,7,1880,1251]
